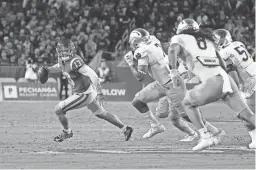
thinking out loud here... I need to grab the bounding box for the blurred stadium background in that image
[0,0,255,102]
[0,0,255,169]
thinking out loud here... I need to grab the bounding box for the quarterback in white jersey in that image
[168,18,255,150]
[213,29,255,148]
[124,28,198,139]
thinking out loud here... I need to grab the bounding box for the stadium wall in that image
[0,66,199,101]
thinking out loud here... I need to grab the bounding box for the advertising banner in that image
[1,82,58,100]
[101,82,141,101]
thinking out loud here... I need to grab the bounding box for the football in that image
[37,67,49,84]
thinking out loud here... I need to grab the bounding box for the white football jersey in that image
[219,41,256,82]
[170,34,223,82]
[134,37,171,85]
[219,41,256,97]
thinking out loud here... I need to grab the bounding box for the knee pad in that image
[54,103,65,115]
[132,98,149,113]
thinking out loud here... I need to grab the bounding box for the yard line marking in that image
[90,150,131,154]
[127,146,255,152]
[34,151,65,154]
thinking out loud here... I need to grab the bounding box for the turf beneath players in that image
[0,101,254,168]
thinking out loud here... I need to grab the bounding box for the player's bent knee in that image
[54,103,65,116]
[170,113,181,125]
[156,111,169,118]
[132,98,149,113]
[237,107,254,121]
[182,97,192,107]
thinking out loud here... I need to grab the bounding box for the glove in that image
[124,51,134,67]
[170,69,182,89]
[37,66,49,84]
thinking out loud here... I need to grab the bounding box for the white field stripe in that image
[0,100,58,103]
[33,146,255,155]
[34,151,65,154]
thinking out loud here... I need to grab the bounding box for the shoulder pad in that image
[149,35,161,44]
[170,35,182,45]
[134,45,149,59]
[219,49,233,61]
[70,57,85,71]
[232,41,245,47]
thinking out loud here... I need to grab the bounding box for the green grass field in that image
[0,101,255,169]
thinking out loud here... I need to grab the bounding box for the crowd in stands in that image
[0,0,255,66]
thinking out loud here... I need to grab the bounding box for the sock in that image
[248,129,255,141]
[64,128,72,134]
[198,127,208,138]
[205,121,220,135]
[121,125,127,132]
[142,110,160,126]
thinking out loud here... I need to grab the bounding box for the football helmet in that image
[56,38,76,61]
[176,18,199,35]
[129,28,150,51]
[213,29,232,50]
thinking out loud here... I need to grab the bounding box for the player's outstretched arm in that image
[47,64,62,74]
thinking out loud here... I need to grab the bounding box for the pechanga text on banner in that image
[1,82,59,100]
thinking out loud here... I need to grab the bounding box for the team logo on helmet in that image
[176,18,199,35]
[213,29,232,51]
[129,28,150,51]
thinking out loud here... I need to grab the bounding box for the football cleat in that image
[54,130,73,142]
[123,126,133,141]
[192,132,215,151]
[180,132,198,142]
[248,141,255,149]
[143,124,165,139]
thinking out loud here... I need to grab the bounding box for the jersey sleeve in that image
[138,56,149,66]
[70,57,85,71]
[169,35,182,46]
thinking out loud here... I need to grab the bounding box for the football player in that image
[124,28,223,140]
[213,29,255,148]
[156,63,226,142]
[37,38,133,142]
[168,18,255,150]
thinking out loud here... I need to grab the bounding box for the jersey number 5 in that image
[234,45,250,61]
[195,36,207,50]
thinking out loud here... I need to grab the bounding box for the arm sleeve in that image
[48,63,62,73]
